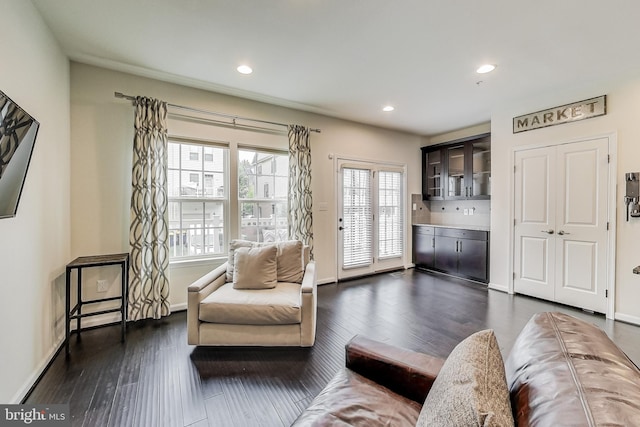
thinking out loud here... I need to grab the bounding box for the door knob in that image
[338,226,344,231]
[541,229,554,234]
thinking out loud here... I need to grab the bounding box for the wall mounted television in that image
[0,90,39,219]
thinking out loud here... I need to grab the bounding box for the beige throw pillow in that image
[226,239,253,282]
[276,240,304,283]
[232,245,278,289]
[416,330,514,427]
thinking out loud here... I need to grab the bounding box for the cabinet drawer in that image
[435,227,488,241]
[413,225,435,235]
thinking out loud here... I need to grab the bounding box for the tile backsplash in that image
[411,194,490,228]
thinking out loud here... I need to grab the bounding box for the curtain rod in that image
[114,92,321,133]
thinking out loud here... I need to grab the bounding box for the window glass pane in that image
[238,148,289,242]
[274,176,288,199]
[168,170,180,197]
[168,143,180,168]
[169,139,228,260]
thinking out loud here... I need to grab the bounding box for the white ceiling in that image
[32,0,640,136]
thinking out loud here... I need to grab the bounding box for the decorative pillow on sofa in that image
[226,239,254,282]
[416,329,514,427]
[226,239,305,283]
[276,240,304,283]
[232,245,278,289]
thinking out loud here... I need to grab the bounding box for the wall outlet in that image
[97,280,109,292]
[463,209,469,215]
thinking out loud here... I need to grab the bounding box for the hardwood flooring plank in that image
[24,269,640,427]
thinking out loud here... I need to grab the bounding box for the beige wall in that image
[491,78,640,323]
[70,63,423,312]
[0,1,70,403]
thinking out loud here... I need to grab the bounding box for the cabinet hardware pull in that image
[541,229,554,234]
[557,230,570,235]
[432,238,435,248]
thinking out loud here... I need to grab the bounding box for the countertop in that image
[413,223,490,232]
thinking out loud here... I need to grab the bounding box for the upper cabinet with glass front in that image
[421,133,490,200]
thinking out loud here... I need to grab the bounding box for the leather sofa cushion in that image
[505,312,640,427]
[417,329,514,427]
[199,282,302,325]
[291,369,421,427]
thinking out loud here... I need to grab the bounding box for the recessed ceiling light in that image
[237,65,253,75]
[383,106,395,112]
[476,64,496,74]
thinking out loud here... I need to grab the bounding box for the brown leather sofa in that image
[293,312,640,426]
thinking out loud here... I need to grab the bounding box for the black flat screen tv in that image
[0,90,39,219]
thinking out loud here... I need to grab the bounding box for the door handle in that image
[338,226,344,231]
[557,230,570,235]
[541,229,554,234]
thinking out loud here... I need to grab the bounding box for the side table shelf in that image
[65,253,129,355]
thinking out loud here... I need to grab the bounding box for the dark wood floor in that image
[25,269,640,427]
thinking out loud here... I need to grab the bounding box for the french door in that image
[337,160,405,280]
[513,137,610,313]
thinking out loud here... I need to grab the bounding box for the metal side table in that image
[65,253,129,355]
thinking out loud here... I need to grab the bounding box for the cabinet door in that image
[457,238,488,282]
[422,148,443,200]
[434,235,458,273]
[446,145,466,198]
[413,227,435,267]
[468,137,491,198]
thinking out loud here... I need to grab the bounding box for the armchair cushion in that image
[416,329,514,427]
[199,282,302,325]
[232,245,277,289]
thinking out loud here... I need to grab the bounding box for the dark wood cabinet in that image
[412,225,435,268]
[414,225,489,283]
[421,133,490,201]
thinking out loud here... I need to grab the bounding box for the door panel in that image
[520,236,549,283]
[434,235,458,272]
[514,147,556,301]
[514,137,609,314]
[554,138,608,312]
[338,161,405,280]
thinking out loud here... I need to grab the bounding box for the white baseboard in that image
[11,334,65,404]
[614,312,640,326]
[318,277,336,285]
[488,282,510,293]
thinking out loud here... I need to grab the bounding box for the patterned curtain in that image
[288,125,314,258]
[128,97,170,321]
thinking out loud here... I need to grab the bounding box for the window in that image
[238,148,289,243]
[168,140,228,259]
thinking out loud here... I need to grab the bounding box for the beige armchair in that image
[187,242,317,347]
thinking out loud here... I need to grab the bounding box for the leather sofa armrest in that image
[188,262,228,293]
[345,335,445,404]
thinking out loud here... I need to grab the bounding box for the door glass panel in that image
[426,150,442,198]
[342,168,372,268]
[447,145,465,197]
[472,139,491,197]
[378,171,403,259]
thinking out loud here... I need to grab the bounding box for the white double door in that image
[337,160,405,280]
[514,137,610,313]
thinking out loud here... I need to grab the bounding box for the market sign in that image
[513,95,606,133]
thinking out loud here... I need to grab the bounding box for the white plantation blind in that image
[378,171,403,259]
[342,167,372,268]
